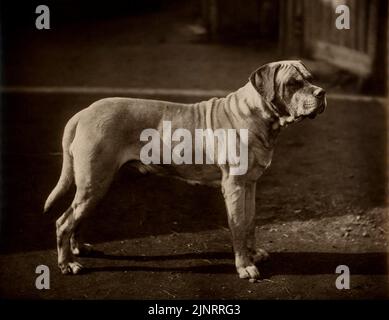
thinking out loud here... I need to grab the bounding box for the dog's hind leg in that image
[56,180,113,274]
[56,206,83,274]
[70,226,95,257]
[56,152,117,274]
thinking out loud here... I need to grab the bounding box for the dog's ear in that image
[249,63,279,102]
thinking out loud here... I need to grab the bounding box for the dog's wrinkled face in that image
[250,60,326,123]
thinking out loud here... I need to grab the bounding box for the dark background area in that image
[1,0,387,94]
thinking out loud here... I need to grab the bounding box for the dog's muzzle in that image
[308,89,326,119]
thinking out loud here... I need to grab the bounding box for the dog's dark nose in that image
[313,88,326,98]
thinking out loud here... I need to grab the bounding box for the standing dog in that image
[45,60,326,280]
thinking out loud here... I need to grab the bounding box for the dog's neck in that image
[234,82,292,131]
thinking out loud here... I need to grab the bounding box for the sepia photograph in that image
[0,0,388,304]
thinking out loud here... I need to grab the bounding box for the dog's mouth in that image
[307,100,326,119]
[285,99,327,124]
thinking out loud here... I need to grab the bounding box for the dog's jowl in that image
[44,60,326,280]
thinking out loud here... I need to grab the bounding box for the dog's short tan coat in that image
[45,60,326,279]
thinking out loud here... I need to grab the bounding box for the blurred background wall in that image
[201,0,388,95]
[1,0,388,95]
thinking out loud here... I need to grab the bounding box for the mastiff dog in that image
[45,60,326,280]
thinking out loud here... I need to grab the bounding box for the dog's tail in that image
[44,112,80,213]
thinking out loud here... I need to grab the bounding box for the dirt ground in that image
[0,0,388,299]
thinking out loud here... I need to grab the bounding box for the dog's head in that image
[250,60,326,123]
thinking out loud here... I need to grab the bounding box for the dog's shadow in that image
[82,251,388,277]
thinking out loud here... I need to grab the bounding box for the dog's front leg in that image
[222,176,260,279]
[246,182,269,263]
[246,182,257,255]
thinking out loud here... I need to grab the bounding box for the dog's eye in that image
[305,75,314,81]
[287,79,301,87]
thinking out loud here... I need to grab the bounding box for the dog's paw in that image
[71,243,95,257]
[59,261,84,275]
[252,248,269,262]
[237,265,260,279]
